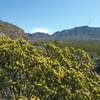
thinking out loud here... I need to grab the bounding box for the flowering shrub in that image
[0,35,100,100]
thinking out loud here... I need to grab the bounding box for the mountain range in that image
[0,20,100,41]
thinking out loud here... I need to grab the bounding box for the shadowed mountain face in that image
[0,20,100,40]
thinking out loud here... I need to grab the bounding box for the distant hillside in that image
[27,32,50,40]
[0,20,28,39]
[0,20,100,40]
[52,26,100,40]
[28,26,100,41]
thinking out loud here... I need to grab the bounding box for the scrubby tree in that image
[0,35,100,100]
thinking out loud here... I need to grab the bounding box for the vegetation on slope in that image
[0,35,100,100]
[32,39,100,74]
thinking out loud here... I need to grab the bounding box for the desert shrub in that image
[0,35,100,100]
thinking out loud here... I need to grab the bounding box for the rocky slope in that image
[0,20,28,39]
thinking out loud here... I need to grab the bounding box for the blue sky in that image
[0,0,100,34]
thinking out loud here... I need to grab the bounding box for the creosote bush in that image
[0,35,100,100]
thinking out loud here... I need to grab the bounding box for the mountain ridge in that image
[0,20,100,40]
[28,26,100,40]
